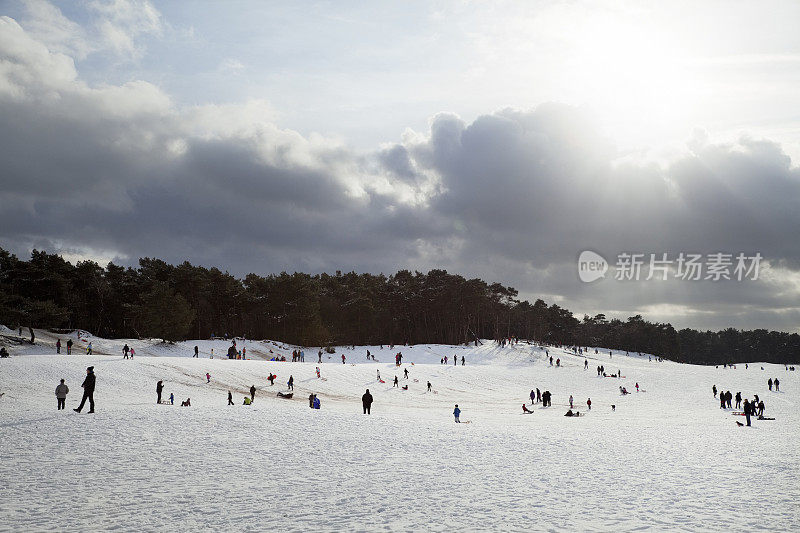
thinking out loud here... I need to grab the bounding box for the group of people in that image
[713,384,770,427]
[440,355,466,365]
[529,389,552,407]
[51,366,96,413]
[308,393,321,409]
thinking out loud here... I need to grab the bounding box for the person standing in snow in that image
[774,378,780,391]
[74,366,95,413]
[635,383,640,392]
[56,339,61,354]
[86,342,93,355]
[318,350,322,363]
[362,389,373,414]
[377,370,381,381]
[55,379,69,410]
[288,375,294,391]
[427,381,432,392]
[393,376,399,387]
[228,391,234,405]
[530,390,535,404]
[461,356,465,366]
[29,327,35,345]
[250,385,256,401]
[66,339,73,355]
[743,399,752,426]
[768,378,773,391]
[735,392,742,409]
[404,368,409,379]
[313,396,321,409]
[194,345,199,358]
[309,393,315,407]
[587,398,592,410]
[569,395,574,409]
[156,380,164,404]
[169,393,174,405]
[341,354,346,364]
[123,344,130,359]
[584,359,588,370]
[206,373,211,384]
[453,404,461,423]
[712,385,717,398]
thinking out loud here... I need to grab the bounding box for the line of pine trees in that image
[0,248,797,364]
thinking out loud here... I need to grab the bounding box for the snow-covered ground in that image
[1,328,798,531]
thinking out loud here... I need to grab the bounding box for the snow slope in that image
[0,330,798,531]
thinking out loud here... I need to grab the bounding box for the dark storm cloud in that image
[1,15,800,331]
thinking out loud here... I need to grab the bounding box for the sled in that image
[378,379,386,383]
[158,400,172,405]
[277,392,293,399]
[402,386,408,390]
[757,416,776,420]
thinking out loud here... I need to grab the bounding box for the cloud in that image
[1,11,800,332]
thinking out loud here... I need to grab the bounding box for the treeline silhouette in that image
[0,248,797,364]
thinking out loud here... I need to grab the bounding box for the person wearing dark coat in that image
[743,399,752,426]
[228,391,234,405]
[156,380,164,404]
[250,385,256,401]
[362,389,373,414]
[66,339,73,355]
[74,366,96,413]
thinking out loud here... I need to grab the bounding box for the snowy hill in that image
[1,327,798,531]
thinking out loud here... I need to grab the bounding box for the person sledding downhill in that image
[522,404,533,414]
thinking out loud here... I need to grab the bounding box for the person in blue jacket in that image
[313,396,321,409]
[453,404,461,423]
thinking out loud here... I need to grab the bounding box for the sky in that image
[1,0,800,332]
